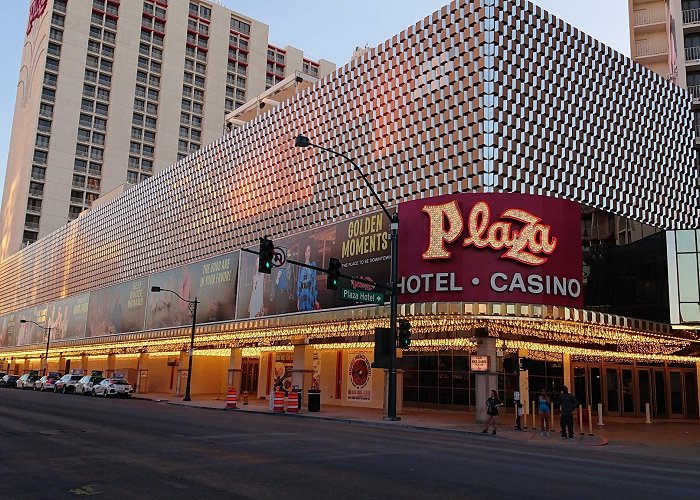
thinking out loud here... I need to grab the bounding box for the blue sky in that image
[0,0,630,208]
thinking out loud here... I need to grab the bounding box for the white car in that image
[93,378,133,398]
[35,375,61,391]
[16,373,40,390]
[74,375,104,395]
[55,374,83,393]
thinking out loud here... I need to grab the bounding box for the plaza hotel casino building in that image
[2,0,700,419]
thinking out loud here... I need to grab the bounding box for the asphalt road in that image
[1,389,698,500]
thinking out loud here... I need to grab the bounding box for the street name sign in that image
[341,287,385,305]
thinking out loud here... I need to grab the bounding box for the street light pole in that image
[294,134,401,421]
[151,286,199,402]
[19,319,51,376]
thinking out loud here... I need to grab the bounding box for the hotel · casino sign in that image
[397,193,583,308]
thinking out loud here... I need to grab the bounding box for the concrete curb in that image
[132,395,607,446]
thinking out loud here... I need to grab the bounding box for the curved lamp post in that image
[20,319,51,376]
[294,134,400,421]
[151,286,199,401]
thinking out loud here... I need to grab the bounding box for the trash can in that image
[308,389,321,412]
[292,385,302,410]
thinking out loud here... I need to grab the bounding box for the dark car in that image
[0,374,19,388]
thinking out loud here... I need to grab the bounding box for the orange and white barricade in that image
[286,390,299,413]
[225,387,237,409]
[273,391,285,413]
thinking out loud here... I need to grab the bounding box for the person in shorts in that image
[538,390,551,436]
[482,390,504,436]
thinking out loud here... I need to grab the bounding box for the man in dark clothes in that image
[559,386,579,439]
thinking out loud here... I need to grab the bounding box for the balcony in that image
[689,85,700,103]
[684,8,700,26]
[635,40,668,62]
[28,188,44,198]
[24,221,39,231]
[687,46,700,64]
[26,205,42,214]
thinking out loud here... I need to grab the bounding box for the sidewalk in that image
[133,392,700,450]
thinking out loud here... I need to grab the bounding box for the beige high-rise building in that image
[0,0,334,259]
[628,1,698,131]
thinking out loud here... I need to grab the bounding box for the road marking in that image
[68,485,101,496]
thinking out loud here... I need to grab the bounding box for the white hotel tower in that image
[0,0,334,259]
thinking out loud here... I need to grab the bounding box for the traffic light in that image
[258,237,274,274]
[327,258,341,290]
[397,319,412,348]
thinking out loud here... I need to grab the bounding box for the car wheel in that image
[63,387,67,394]
[103,390,108,398]
[54,386,58,393]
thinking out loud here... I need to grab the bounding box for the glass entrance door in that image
[621,368,635,415]
[653,370,667,417]
[605,368,620,415]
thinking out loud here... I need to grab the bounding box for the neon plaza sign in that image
[397,194,583,307]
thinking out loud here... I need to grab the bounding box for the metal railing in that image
[24,222,39,230]
[689,85,700,101]
[636,40,668,57]
[684,8,700,24]
[634,9,665,26]
[687,46,700,62]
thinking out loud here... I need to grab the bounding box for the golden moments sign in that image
[397,193,583,308]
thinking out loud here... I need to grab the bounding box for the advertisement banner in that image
[47,293,89,341]
[16,304,48,345]
[146,251,239,329]
[346,351,372,401]
[397,193,583,308]
[237,212,390,319]
[87,279,147,336]
[0,314,17,348]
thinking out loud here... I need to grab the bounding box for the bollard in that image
[242,391,249,405]
[286,390,299,413]
[551,401,556,430]
[597,402,605,426]
[225,387,237,409]
[578,404,584,435]
[587,404,594,436]
[645,402,652,424]
[268,391,274,411]
[531,401,536,429]
[273,391,285,413]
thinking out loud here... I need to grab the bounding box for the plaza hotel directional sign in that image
[397,193,583,308]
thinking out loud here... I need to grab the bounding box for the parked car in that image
[74,375,104,396]
[35,375,61,391]
[93,378,134,398]
[16,373,40,390]
[0,374,19,388]
[55,374,83,394]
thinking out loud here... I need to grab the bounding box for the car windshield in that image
[92,377,104,383]
[112,380,129,385]
[70,375,82,381]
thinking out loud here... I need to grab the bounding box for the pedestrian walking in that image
[558,386,579,440]
[538,390,550,436]
[481,390,504,436]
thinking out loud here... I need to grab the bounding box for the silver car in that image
[93,378,133,398]
[74,375,104,395]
